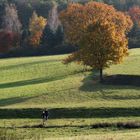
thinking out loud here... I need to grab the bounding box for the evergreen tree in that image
[40,3,64,51]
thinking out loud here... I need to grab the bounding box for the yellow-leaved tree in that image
[60,2,133,82]
[29,11,47,47]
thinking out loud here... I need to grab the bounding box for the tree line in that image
[0,0,140,57]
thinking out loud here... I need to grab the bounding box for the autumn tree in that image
[0,31,19,53]
[60,2,133,82]
[29,11,47,47]
[128,6,140,48]
[0,3,22,53]
[128,5,140,26]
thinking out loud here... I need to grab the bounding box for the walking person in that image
[42,109,49,126]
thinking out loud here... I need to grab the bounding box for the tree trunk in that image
[100,68,103,83]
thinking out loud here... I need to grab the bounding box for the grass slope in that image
[0,49,140,139]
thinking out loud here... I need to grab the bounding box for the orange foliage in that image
[29,11,47,47]
[60,2,133,81]
[128,5,140,26]
[0,30,19,52]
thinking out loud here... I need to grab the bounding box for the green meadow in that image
[0,49,140,139]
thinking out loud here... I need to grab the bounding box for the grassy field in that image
[0,49,140,139]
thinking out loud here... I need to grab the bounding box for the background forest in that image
[0,0,140,57]
[0,1,140,139]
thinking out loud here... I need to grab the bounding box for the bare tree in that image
[47,3,61,33]
[2,3,22,34]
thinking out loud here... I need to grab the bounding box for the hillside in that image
[0,48,140,139]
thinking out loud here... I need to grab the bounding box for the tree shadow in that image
[103,74,140,87]
[80,73,140,92]
[79,72,140,99]
[0,59,59,71]
[0,68,84,89]
[0,107,140,119]
[0,96,36,107]
[0,76,66,89]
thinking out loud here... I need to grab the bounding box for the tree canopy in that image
[60,2,133,81]
[29,11,47,47]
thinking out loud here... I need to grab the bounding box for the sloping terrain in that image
[0,49,140,139]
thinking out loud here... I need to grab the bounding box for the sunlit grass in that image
[0,49,140,139]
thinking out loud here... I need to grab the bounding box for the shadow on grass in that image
[2,122,140,129]
[103,74,140,87]
[24,122,140,129]
[0,96,35,107]
[0,59,59,71]
[0,76,66,89]
[0,69,84,89]
[0,107,140,119]
[80,73,140,92]
[80,72,140,100]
